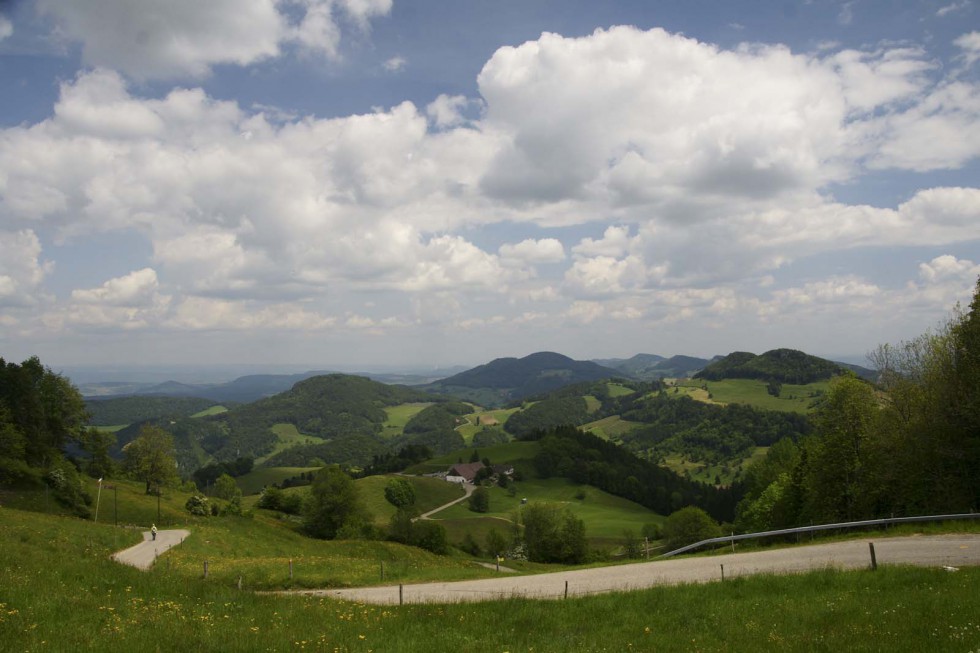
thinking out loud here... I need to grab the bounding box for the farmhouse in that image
[445,462,515,484]
[446,461,484,484]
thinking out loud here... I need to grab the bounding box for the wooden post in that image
[399,584,403,605]
[289,559,293,580]
[237,575,242,590]
[204,560,209,579]
[645,536,649,559]
[721,564,725,581]
[564,580,568,599]
[869,542,878,571]
[731,533,735,554]
[380,561,384,581]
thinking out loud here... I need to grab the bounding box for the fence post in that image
[380,561,384,582]
[721,564,725,581]
[869,542,878,571]
[289,559,293,580]
[204,559,208,579]
[399,584,403,605]
[564,580,568,599]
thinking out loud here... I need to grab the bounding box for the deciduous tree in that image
[124,425,178,494]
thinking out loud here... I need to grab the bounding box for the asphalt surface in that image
[111,529,191,570]
[296,534,980,605]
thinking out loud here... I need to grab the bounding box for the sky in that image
[0,0,978,374]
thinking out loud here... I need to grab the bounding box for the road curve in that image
[296,534,980,605]
[112,529,191,570]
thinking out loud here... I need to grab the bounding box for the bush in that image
[412,521,449,555]
[468,486,490,513]
[460,532,482,556]
[663,506,721,550]
[185,495,211,516]
[45,461,92,518]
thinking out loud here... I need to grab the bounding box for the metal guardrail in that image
[659,512,980,558]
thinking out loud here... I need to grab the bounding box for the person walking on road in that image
[151,524,157,541]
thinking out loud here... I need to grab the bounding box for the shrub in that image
[663,506,721,550]
[185,495,211,516]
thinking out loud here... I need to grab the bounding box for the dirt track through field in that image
[293,534,980,604]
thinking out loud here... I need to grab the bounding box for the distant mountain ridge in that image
[425,351,623,405]
[77,368,461,402]
[595,353,713,380]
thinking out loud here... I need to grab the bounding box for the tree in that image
[78,427,116,480]
[468,486,490,513]
[384,478,416,509]
[304,465,370,539]
[804,375,879,522]
[124,425,178,494]
[213,473,241,501]
[521,502,588,564]
[663,506,721,550]
[486,528,510,557]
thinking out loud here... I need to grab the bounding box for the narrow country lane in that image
[289,534,980,605]
[112,529,191,570]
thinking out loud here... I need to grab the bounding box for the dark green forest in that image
[696,348,847,384]
[84,396,220,426]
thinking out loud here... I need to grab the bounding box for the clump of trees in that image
[0,357,94,515]
[521,502,588,564]
[736,278,980,531]
[304,465,372,539]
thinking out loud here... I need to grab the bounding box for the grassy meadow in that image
[236,467,321,495]
[380,403,434,438]
[2,504,979,652]
[662,446,769,485]
[431,477,661,544]
[673,378,829,414]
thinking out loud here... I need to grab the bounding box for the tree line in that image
[737,278,980,532]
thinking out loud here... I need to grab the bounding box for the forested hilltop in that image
[696,349,874,384]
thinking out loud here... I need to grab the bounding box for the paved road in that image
[300,534,980,605]
[111,529,191,570]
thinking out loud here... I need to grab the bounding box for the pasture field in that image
[584,395,601,413]
[430,477,662,543]
[662,446,769,485]
[606,382,636,397]
[581,415,643,441]
[92,424,129,433]
[189,405,228,417]
[380,402,434,438]
[253,423,320,465]
[236,467,321,495]
[355,475,465,525]
[674,378,829,414]
[456,406,521,443]
[2,505,979,652]
[405,440,539,475]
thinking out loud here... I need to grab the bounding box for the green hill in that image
[695,349,848,384]
[425,351,624,406]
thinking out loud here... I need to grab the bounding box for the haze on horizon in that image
[1,1,978,371]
